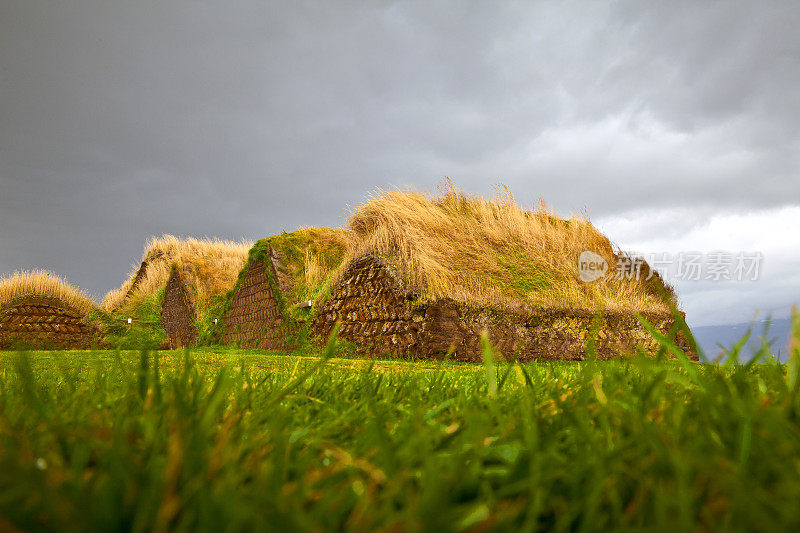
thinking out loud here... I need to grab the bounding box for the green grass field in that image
[1,322,800,531]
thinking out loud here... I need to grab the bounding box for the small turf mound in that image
[0,271,101,349]
[219,228,349,349]
[102,235,251,347]
[313,182,694,361]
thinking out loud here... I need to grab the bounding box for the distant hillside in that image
[692,318,793,362]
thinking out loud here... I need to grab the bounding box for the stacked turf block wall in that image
[0,296,100,350]
[221,257,289,350]
[161,268,197,349]
[312,255,698,362]
[311,256,422,355]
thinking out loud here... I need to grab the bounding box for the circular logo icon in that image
[578,251,608,282]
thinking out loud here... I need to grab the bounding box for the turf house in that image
[0,270,102,350]
[102,235,250,348]
[311,184,697,361]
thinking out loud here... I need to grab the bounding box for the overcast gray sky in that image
[1,0,798,327]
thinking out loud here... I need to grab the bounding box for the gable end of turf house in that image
[161,265,199,349]
[219,241,291,350]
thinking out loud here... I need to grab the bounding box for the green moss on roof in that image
[257,227,349,305]
[204,227,350,347]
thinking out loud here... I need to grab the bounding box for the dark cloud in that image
[1,1,798,324]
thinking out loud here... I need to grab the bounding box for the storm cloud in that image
[1,1,798,327]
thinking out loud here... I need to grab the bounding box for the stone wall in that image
[0,296,100,350]
[222,260,288,350]
[161,269,197,349]
[313,255,698,362]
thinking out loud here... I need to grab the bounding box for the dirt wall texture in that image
[0,296,101,350]
[312,255,698,362]
[221,260,288,350]
[161,268,198,349]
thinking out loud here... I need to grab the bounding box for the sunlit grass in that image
[0,310,798,531]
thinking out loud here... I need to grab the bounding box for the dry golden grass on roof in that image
[102,235,252,315]
[341,180,673,312]
[0,270,97,315]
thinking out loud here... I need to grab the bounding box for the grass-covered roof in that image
[339,182,675,312]
[102,235,251,317]
[0,270,98,315]
[242,227,349,306]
